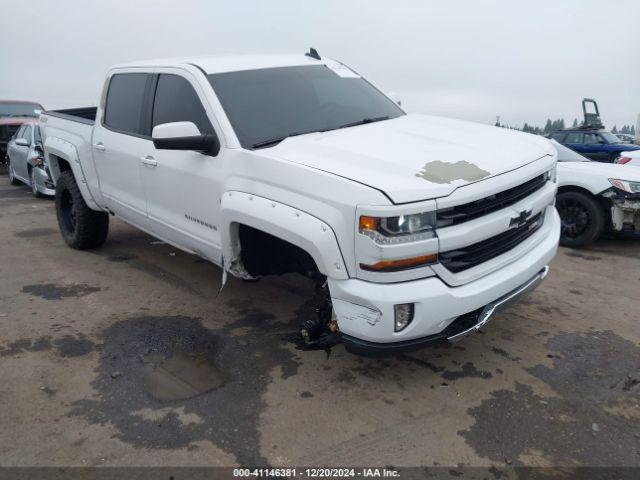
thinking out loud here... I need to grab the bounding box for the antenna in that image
[305,48,321,60]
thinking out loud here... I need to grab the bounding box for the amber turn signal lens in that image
[359,215,379,232]
[360,254,437,272]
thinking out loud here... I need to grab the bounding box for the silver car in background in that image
[7,121,55,197]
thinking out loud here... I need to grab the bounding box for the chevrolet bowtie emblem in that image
[509,209,532,228]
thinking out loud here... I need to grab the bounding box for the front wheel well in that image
[47,154,72,185]
[237,224,322,281]
[557,185,611,217]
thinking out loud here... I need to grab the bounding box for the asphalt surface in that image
[0,173,639,468]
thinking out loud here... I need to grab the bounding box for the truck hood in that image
[266,114,555,204]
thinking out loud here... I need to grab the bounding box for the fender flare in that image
[220,191,349,280]
[44,136,101,210]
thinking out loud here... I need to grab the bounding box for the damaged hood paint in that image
[266,114,555,204]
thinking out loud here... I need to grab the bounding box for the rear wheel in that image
[556,191,605,247]
[55,171,109,249]
[29,168,42,198]
[8,158,20,185]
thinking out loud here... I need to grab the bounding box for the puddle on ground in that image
[143,352,226,402]
[70,313,300,465]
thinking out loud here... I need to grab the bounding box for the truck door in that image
[92,73,152,228]
[139,73,224,263]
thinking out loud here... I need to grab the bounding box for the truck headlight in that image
[609,178,640,194]
[359,211,436,244]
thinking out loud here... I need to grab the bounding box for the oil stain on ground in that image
[21,283,100,300]
[14,227,58,238]
[460,330,640,465]
[0,334,94,357]
[69,313,300,465]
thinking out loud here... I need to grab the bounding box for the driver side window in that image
[152,74,214,135]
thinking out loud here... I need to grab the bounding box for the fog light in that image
[394,303,415,332]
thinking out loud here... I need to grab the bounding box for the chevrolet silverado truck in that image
[40,51,560,356]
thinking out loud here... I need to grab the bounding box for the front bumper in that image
[605,189,640,232]
[329,207,560,356]
[343,266,549,356]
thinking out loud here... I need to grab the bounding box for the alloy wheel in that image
[557,198,590,239]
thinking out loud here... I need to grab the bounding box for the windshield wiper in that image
[334,116,390,131]
[252,131,313,149]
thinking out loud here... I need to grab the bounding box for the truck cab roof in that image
[113,54,327,75]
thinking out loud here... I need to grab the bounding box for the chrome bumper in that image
[447,266,549,342]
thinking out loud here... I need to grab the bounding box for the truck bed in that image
[43,107,97,125]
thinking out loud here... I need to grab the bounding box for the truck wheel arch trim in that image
[220,191,349,280]
[44,137,101,211]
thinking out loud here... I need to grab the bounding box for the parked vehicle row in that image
[614,133,635,144]
[550,99,640,162]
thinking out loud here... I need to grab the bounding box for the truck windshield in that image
[0,102,43,118]
[207,65,404,149]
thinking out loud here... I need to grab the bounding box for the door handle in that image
[93,142,106,152]
[141,156,158,167]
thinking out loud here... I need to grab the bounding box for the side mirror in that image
[152,121,220,156]
[387,92,402,107]
[15,138,29,147]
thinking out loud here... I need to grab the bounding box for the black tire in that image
[8,158,21,185]
[29,167,43,198]
[55,171,109,249]
[609,152,620,163]
[556,191,606,247]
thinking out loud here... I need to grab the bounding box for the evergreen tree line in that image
[497,117,636,136]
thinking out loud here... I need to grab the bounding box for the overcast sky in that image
[2,0,638,129]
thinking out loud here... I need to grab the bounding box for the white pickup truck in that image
[40,52,560,355]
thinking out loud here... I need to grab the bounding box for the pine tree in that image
[612,125,618,133]
[544,119,553,134]
[572,118,578,127]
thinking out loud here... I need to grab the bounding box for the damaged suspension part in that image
[299,276,342,350]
